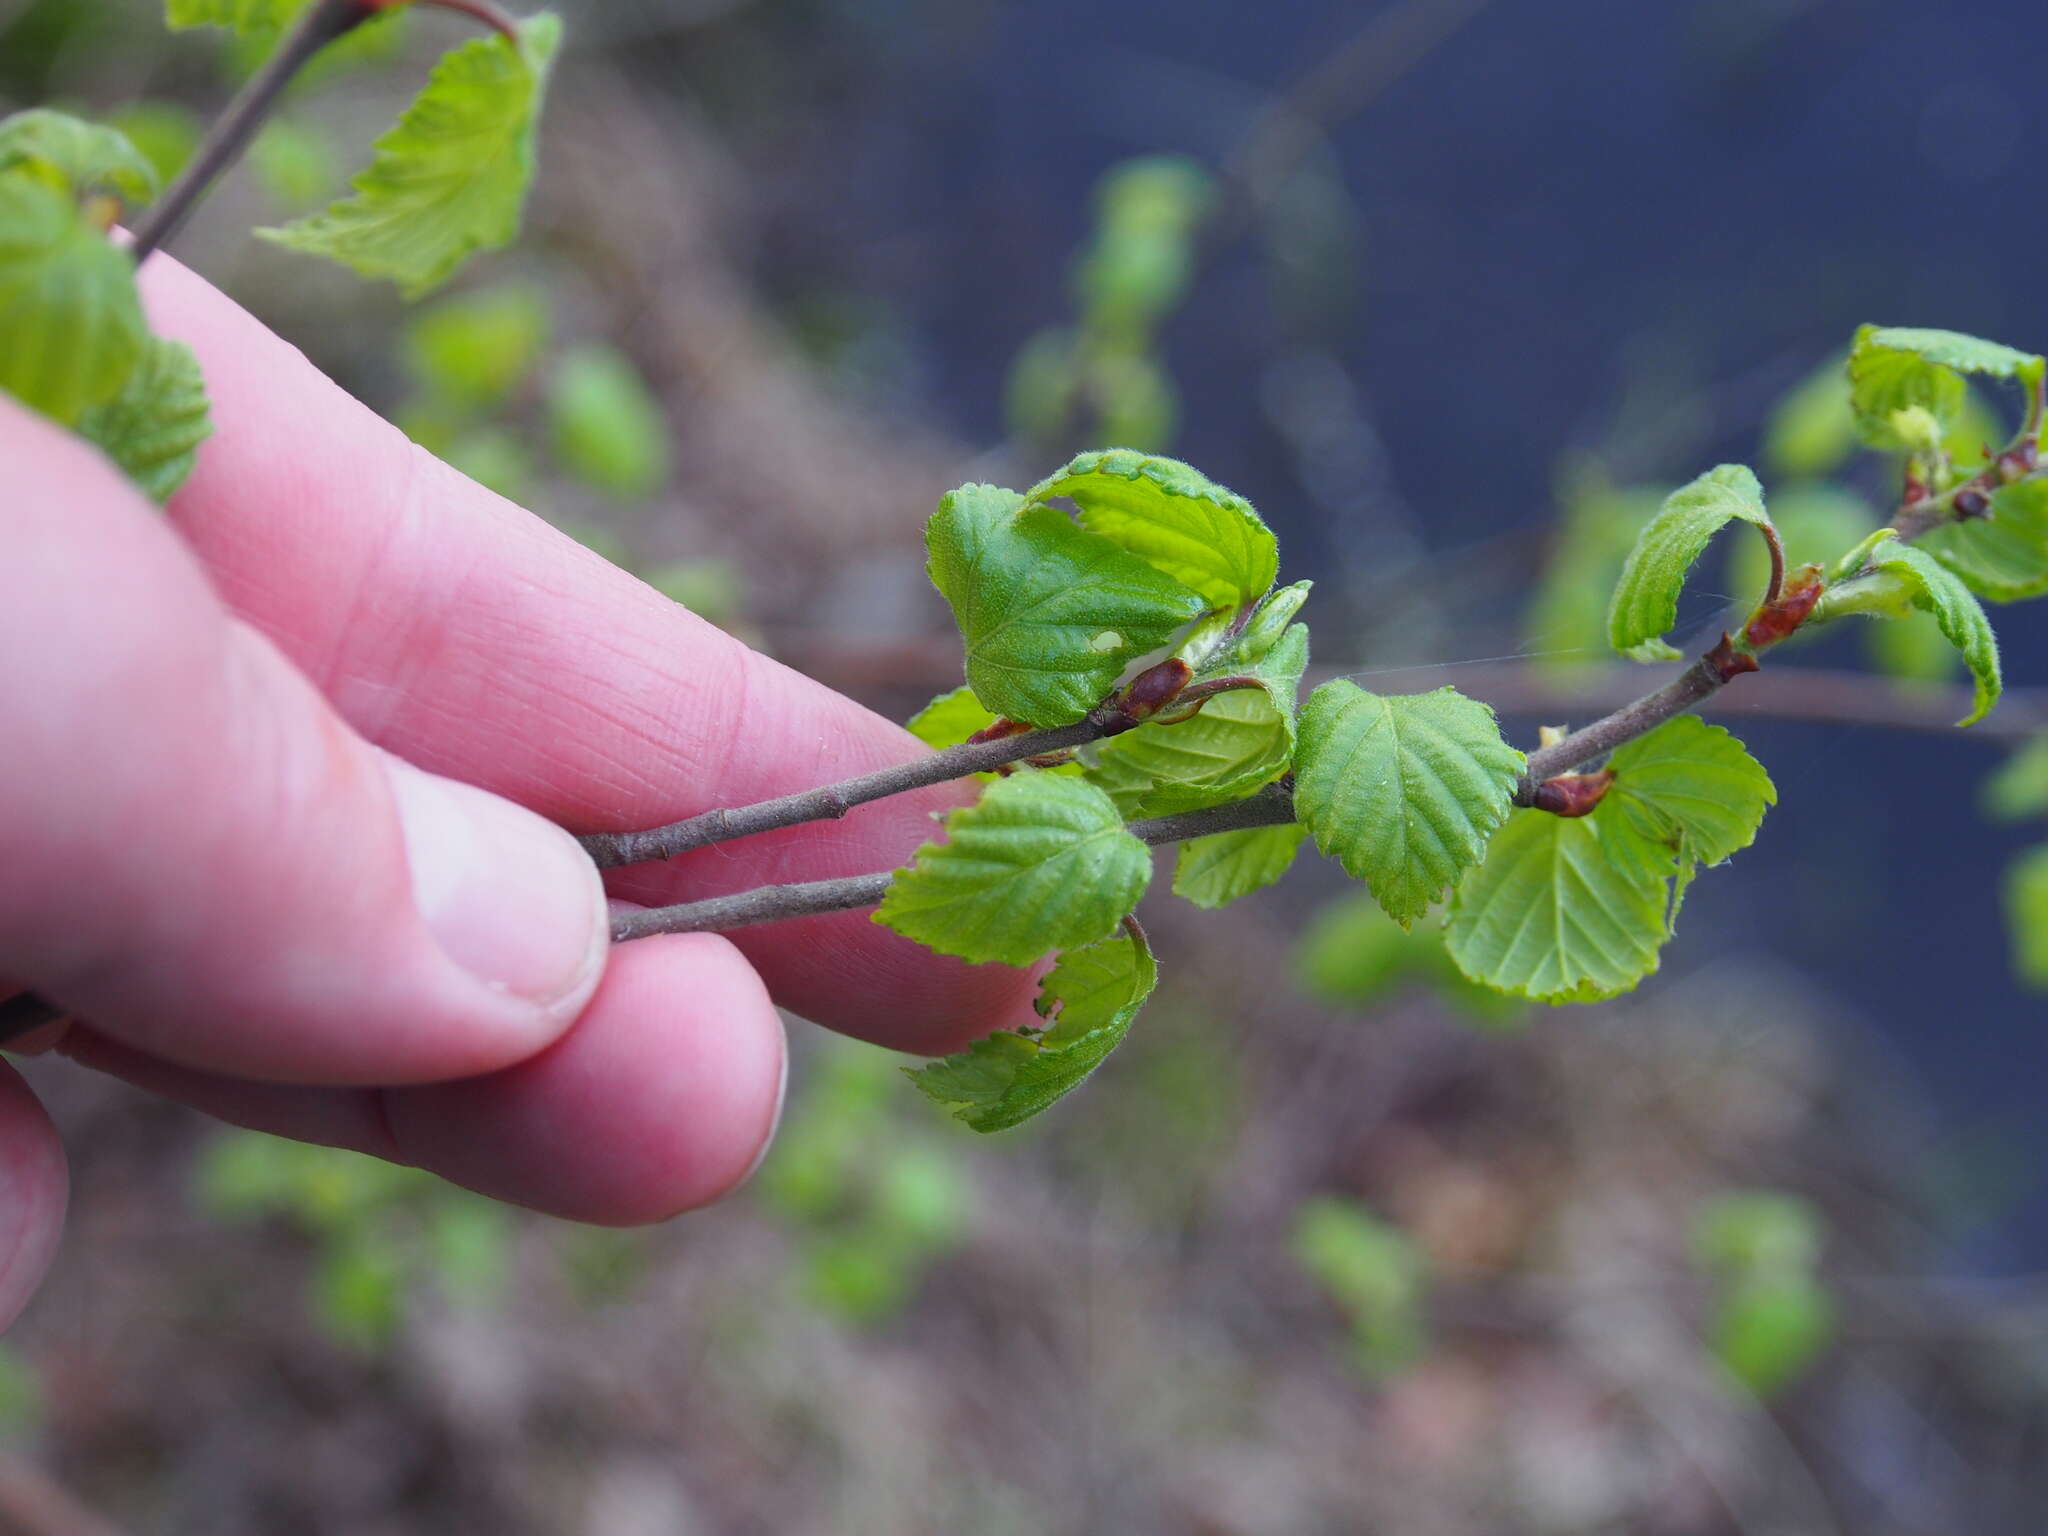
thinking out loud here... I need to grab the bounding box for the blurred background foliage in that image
[5,0,2048,1530]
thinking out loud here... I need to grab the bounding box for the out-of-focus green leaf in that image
[1982,736,2048,822]
[439,425,534,503]
[1529,476,1666,672]
[76,334,212,503]
[1296,892,1523,1026]
[0,173,145,424]
[166,0,303,32]
[314,1233,406,1350]
[1293,1198,1427,1378]
[547,342,671,500]
[258,14,561,297]
[0,108,158,203]
[1761,352,1855,480]
[106,102,203,185]
[2004,842,2048,991]
[249,117,338,209]
[404,281,548,407]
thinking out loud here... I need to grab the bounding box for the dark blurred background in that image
[4,0,2048,1530]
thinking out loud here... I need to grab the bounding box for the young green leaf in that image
[1858,326,2044,385]
[1444,808,1672,1003]
[875,775,1151,966]
[166,0,307,32]
[2004,843,2048,990]
[1918,478,2048,602]
[0,174,146,425]
[548,344,670,500]
[1604,715,1774,930]
[905,686,998,750]
[1233,579,1312,662]
[1864,536,2001,724]
[925,483,1206,726]
[1172,823,1308,909]
[258,14,563,297]
[906,924,1158,1132]
[1607,464,1772,662]
[1088,623,1307,816]
[1607,716,1775,869]
[1846,325,1969,451]
[76,335,212,503]
[1292,681,1525,927]
[0,109,159,204]
[1528,478,1667,673]
[1026,448,1279,611]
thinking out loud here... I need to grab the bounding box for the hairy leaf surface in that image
[1027,448,1278,610]
[1444,808,1671,1003]
[875,775,1150,966]
[926,483,1206,726]
[259,14,561,297]
[1173,823,1308,909]
[906,925,1157,1131]
[1607,464,1772,662]
[0,174,145,424]
[1865,536,2001,724]
[77,336,212,502]
[1293,681,1524,926]
[0,110,158,203]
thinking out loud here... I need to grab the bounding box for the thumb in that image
[0,398,609,1084]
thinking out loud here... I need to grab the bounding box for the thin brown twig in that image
[608,786,1297,941]
[128,0,377,264]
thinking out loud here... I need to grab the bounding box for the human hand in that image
[0,255,1039,1329]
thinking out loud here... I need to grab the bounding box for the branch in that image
[582,713,1108,869]
[580,663,1270,869]
[609,785,1297,941]
[128,0,380,264]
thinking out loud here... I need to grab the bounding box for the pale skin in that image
[0,255,1041,1328]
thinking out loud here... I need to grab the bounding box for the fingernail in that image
[739,1029,791,1188]
[385,757,608,1011]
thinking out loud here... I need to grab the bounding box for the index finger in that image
[137,255,1037,1054]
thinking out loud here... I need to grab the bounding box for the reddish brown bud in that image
[1705,632,1762,684]
[1114,658,1193,724]
[1998,448,2034,484]
[965,718,1032,746]
[1532,769,1616,818]
[1744,565,1825,649]
[1954,487,1992,519]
